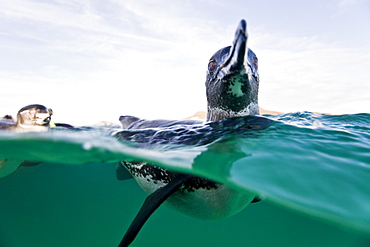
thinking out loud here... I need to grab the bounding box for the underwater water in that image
[0,112,370,247]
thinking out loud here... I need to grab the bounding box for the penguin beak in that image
[35,108,53,126]
[214,20,248,80]
[35,113,51,126]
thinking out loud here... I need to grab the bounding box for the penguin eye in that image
[253,57,258,68]
[208,60,217,71]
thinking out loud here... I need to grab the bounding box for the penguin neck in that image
[15,124,49,133]
[206,102,259,122]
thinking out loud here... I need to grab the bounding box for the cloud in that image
[0,0,369,125]
[0,0,219,124]
[337,0,363,8]
[255,31,370,114]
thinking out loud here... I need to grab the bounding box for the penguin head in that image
[205,20,259,121]
[16,104,53,131]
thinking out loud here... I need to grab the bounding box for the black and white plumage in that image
[205,22,259,121]
[117,19,263,247]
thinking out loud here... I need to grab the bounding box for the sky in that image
[0,0,369,126]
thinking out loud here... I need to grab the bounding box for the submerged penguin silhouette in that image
[117,19,264,246]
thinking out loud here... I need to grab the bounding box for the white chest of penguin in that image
[123,161,256,220]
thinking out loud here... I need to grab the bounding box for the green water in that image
[1,112,370,246]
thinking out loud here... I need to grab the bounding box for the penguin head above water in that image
[205,20,259,121]
[16,104,53,132]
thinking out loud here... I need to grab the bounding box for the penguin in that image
[0,104,53,132]
[117,19,263,246]
[0,104,55,178]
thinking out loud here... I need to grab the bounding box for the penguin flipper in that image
[118,173,191,247]
[20,161,42,167]
[251,196,262,203]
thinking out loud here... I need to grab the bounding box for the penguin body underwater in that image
[116,19,265,246]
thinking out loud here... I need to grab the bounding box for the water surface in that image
[1,112,370,246]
